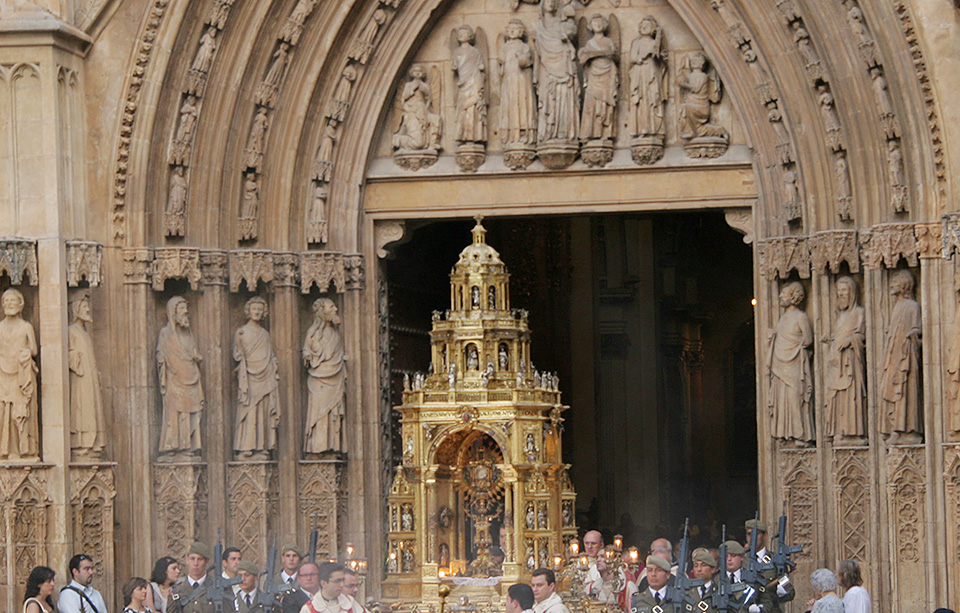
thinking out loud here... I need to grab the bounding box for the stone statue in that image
[349,8,387,64]
[525,503,535,530]
[303,298,346,454]
[157,296,203,458]
[328,65,357,123]
[255,42,290,107]
[792,22,820,68]
[535,0,579,167]
[578,14,618,142]
[880,270,922,444]
[888,139,907,212]
[835,152,852,220]
[767,282,814,445]
[870,66,894,119]
[165,166,187,237]
[467,345,480,370]
[628,15,666,164]
[244,107,269,169]
[677,51,728,157]
[824,277,866,443]
[817,84,840,133]
[846,5,872,46]
[68,292,106,458]
[451,25,487,144]
[498,19,537,151]
[307,181,328,244]
[233,296,280,459]
[239,171,259,240]
[192,26,218,74]
[482,362,494,387]
[0,289,38,460]
[314,119,338,183]
[392,64,442,153]
[170,95,199,165]
[499,345,509,370]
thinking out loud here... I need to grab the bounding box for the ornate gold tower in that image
[383,219,578,604]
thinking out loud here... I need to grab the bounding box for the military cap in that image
[645,555,671,572]
[281,544,303,557]
[188,542,212,560]
[744,518,767,533]
[723,540,745,555]
[692,550,717,567]
[238,561,260,576]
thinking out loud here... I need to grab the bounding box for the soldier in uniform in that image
[275,545,302,586]
[631,556,673,613]
[688,549,718,612]
[235,561,264,613]
[743,519,795,613]
[169,542,221,613]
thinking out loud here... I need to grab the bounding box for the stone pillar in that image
[297,460,345,560]
[153,463,208,560]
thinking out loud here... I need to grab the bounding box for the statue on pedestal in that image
[303,298,346,454]
[157,296,203,459]
[68,291,106,459]
[233,296,280,459]
[767,282,814,446]
[824,277,866,444]
[880,270,922,444]
[0,289,38,460]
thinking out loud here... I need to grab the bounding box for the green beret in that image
[238,561,260,576]
[693,550,717,567]
[744,518,767,533]
[723,540,745,556]
[281,544,303,557]
[645,555,671,572]
[188,542,212,560]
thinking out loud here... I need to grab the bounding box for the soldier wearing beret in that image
[743,519,795,613]
[235,561,265,613]
[275,545,302,586]
[169,542,228,613]
[688,548,719,612]
[630,556,674,613]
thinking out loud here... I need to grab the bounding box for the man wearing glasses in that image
[283,562,320,613]
[58,554,107,613]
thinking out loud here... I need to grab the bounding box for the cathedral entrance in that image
[385,211,756,551]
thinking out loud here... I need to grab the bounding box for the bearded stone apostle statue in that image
[535,0,579,168]
[233,296,280,459]
[823,277,867,444]
[0,289,39,460]
[68,291,106,459]
[303,298,346,454]
[880,270,922,445]
[767,282,814,446]
[157,296,203,459]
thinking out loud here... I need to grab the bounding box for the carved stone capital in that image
[375,221,406,259]
[0,238,39,286]
[859,223,917,270]
[809,230,859,274]
[199,249,228,287]
[66,240,104,287]
[122,248,154,285]
[723,208,754,244]
[273,252,299,289]
[344,253,364,290]
[229,249,275,292]
[152,247,202,291]
[942,212,960,258]
[757,236,810,280]
[914,222,943,259]
[300,252,346,294]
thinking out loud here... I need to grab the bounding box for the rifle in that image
[308,512,319,563]
[740,512,774,587]
[208,529,242,613]
[664,518,704,609]
[770,504,802,577]
[260,534,297,611]
[710,525,747,612]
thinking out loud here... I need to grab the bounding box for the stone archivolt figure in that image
[535,0,579,145]
[767,282,814,445]
[578,14,618,142]
[628,16,666,140]
[880,270,922,444]
[677,52,727,142]
[0,289,39,460]
[68,292,106,458]
[824,276,866,444]
[233,296,280,459]
[451,24,487,144]
[498,19,536,147]
[165,166,187,237]
[303,298,346,454]
[392,64,442,152]
[157,296,204,458]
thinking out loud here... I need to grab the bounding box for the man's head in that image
[779,282,805,308]
[890,270,915,299]
[69,554,95,586]
[313,298,341,326]
[185,542,211,580]
[1,288,24,318]
[237,561,259,593]
[835,277,858,312]
[167,296,190,329]
[530,568,556,603]
[342,568,361,598]
[489,546,505,567]
[70,292,92,324]
[244,296,268,323]
[645,556,671,591]
[691,549,717,582]
[583,531,604,558]
[297,562,320,595]
[506,583,535,613]
[744,519,767,550]
[318,562,345,600]
[649,538,673,564]
[723,540,744,572]
[280,545,302,573]
[221,547,241,577]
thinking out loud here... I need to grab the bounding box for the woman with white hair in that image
[808,568,844,613]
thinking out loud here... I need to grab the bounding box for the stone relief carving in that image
[913,222,942,259]
[450,25,488,172]
[326,65,357,123]
[0,289,39,460]
[767,282,814,446]
[887,139,908,213]
[835,151,852,221]
[392,64,442,170]
[280,0,319,45]
[207,0,235,30]
[313,119,338,185]
[677,51,728,158]
[781,168,801,223]
[780,449,817,561]
[0,239,38,286]
[255,43,291,108]
[169,95,199,166]
[66,241,104,288]
[228,250,274,293]
[152,247,202,290]
[577,14,618,168]
[165,166,187,237]
[153,464,207,560]
[243,107,269,171]
[833,449,870,563]
[757,236,811,280]
[307,182,329,245]
[68,292,106,459]
[886,447,924,563]
[628,15,666,165]
[535,0,580,169]
[227,463,279,568]
[297,461,346,560]
[239,172,260,241]
[498,18,537,170]
[859,223,917,270]
[816,83,842,152]
[200,249,228,287]
[349,8,387,65]
[70,466,116,589]
[790,21,822,82]
[300,253,347,294]
[186,26,218,96]
[880,270,922,445]
[157,296,203,460]
[304,298,346,455]
[809,230,859,275]
[233,296,280,459]
[869,66,897,138]
[823,277,866,444]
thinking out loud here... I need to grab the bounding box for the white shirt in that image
[727,569,742,583]
[842,585,871,613]
[755,548,768,563]
[281,571,298,584]
[221,572,242,594]
[647,587,666,603]
[698,581,713,599]
[584,562,621,604]
[237,588,258,609]
[533,592,570,613]
[304,593,351,613]
[188,575,208,588]
[58,580,108,613]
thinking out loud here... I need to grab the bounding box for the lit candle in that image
[628,547,639,563]
[613,535,623,551]
[604,548,615,561]
[578,555,589,571]
[553,555,564,570]
[346,542,355,557]
[569,541,580,556]
[439,570,446,578]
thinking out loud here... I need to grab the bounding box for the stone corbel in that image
[152,247,202,290]
[914,222,943,260]
[809,230,859,274]
[199,249,228,287]
[756,236,810,280]
[229,249,275,292]
[66,240,104,287]
[344,253,364,290]
[273,252,299,289]
[300,252,347,294]
[122,247,153,285]
[0,238,39,286]
[375,221,406,259]
[858,222,917,270]
[723,208,754,244]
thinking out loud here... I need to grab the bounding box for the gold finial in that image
[471,215,486,244]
